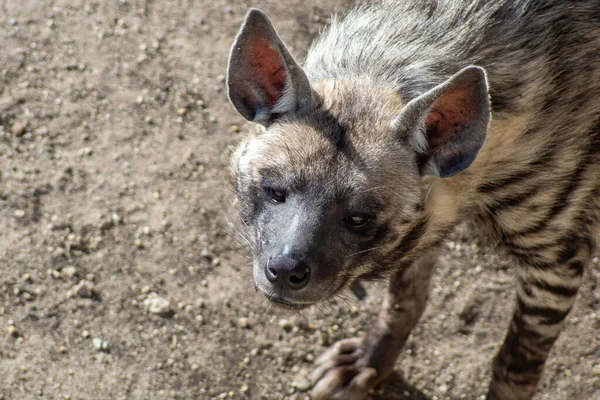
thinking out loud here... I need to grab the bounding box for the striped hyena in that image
[226,1,600,399]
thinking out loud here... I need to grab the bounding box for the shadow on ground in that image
[374,371,430,400]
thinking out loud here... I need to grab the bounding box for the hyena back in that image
[226,1,600,399]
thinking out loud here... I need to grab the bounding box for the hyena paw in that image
[309,337,380,400]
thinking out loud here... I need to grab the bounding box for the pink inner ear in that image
[247,37,288,108]
[425,84,476,149]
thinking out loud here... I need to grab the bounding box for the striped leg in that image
[486,242,591,400]
[310,249,439,400]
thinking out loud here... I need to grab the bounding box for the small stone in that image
[11,121,27,136]
[8,326,19,338]
[438,384,448,393]
[143,293,172,316]
[14,209,26,219]
[292,376,312,392]
[279,319,292,332]
[92,337,103,350]
[200,249,213,260]
[92,337,110,352]
[240,384,248,393]
[66,280,96,299]
[62,266,77,278]
[593,364,600,376]
[230,125,240,133]
[58,346,67,353]
[177,107,187,116]
[78,147,93,156]
[237,317,250,329]
[82,330,90,338]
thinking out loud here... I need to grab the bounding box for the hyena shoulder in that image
[307,0,600,243]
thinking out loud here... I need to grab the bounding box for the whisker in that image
[345,246,382,258]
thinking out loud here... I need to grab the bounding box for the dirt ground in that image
[1,1,599,399]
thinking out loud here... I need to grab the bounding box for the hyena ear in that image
[227,9,315,125]
[393,66,491,178]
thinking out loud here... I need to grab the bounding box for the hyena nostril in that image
[288,267,310,289]
[265,258,278,282]
[265,256,311,290]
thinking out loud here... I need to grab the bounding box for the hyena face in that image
[227,10,490,309]
[231,92,422,308]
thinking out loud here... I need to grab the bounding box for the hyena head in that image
[227,9,490,309]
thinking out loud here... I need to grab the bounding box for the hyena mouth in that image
[265,294,312,311]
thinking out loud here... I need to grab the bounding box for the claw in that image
[310,337,379,400]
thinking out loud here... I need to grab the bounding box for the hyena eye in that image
[342,215,370,228]
[264,187,286,203]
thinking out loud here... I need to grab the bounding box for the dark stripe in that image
[506,240,556,253]
[567,260,585,276]
[508,249,553,269]
[390,214,429,262]
[506,356,546,376]
[477,145,555,194]
[487,185,542,214]
[555,235,580,265]
[508,152,593,238]
[517,297,569,326]
[529,279,579,298]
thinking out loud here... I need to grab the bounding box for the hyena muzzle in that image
[226,1,600,399]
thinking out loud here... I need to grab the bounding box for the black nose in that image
[265,255,311,290]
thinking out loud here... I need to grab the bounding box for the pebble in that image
[11,121,27,136]
[237,317,250,329]
[201,249,214,260]
[8,326,19,338]
[92,337,110,352]
[279,319,293,332]
[14,209,26,219]
[62,266,77,278]
[593,364,600,376]
[66,280,96,299]
[58,346,67,353]
[92,337,103,350]
[292,375,312,392]
[143,293,171,316]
